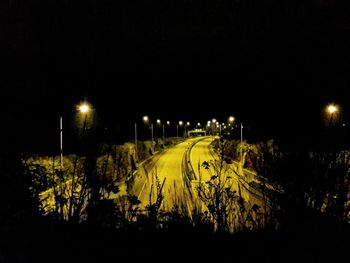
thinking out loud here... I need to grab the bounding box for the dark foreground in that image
[1,206,349,263]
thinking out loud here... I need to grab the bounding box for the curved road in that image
[132,138,201,212]
[132,136,267,216]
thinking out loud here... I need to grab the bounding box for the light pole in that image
[178,121,183,137]
[240,123,243,162]
[78,102,91,131]
[227,116,235,137]
[135,122,137,155]
[166,121,170,138]
[325,104,340,151]
[143,115,153,142]
[220,123,224,135]
[156,119,161,140]
[60,116,63,171]
[327,104,338,126]
[212,118,217,136]
[228,116,235,123]
[151,123,154,142]
[185,122,190,137]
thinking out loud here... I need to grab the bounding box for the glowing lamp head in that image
[78,103,90,114]
[228,116,235,123]
[143,116,149,123]
[327,104,338,114]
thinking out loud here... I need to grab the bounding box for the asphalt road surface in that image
[132,137,202,213]
[132,136,268,218]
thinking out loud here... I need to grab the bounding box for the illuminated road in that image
[132,136,268,219]
[131,138,202,212]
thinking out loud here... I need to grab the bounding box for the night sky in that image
[2,0,350,153]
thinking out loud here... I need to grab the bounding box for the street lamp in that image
[78,104,90,114]
[228,116,235,123]
[77,102,92,129]
[166,121,170,138]
[240,123,243,162]
[142,115,153,141]
[327,104,338,115]
[326,104,339,126]
[60,101,92,170]
[59,116,63,172]
[185,122,190,137]
[143,115,149,124]
[207,121,211,135]
[177,121,183,137]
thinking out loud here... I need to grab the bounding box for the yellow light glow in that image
[143,116,149,122]
[179,121,183,126]
[228,116,235,123]
[186,122,190,126]
[157,119,161,124]
[327,104,338,114]
[78,103,90,114]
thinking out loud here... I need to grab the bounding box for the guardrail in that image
[182,137,208,189]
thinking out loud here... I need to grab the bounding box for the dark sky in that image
[2,0,350,152]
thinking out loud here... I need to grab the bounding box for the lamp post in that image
[166,121,170,138]
[78,102,91,131]
[135,122,137,155]
[59,116,63,171]
[185,122,190,137]
[228,116,235,123]
[240,123,243,162]
[325,104,341,152]
[178,121,183,137]
[327,104,338,126]
[156,119,161,140]
[212,118,217,136]
[227,116,235,137]
[143,115,153,142]
[151,124,154,142]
